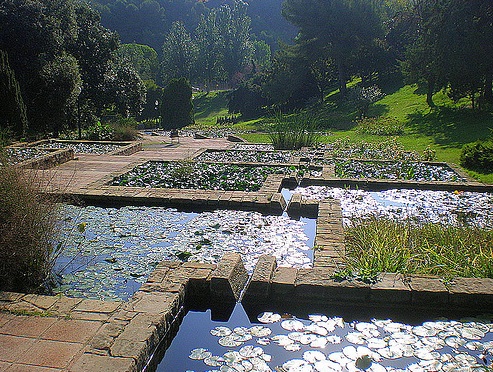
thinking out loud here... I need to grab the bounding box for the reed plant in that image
[0,158,61,293]
[343,217,493,282]
[268,111,320,150]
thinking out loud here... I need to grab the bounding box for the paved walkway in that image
[34,134,233,193]
[0,292,122,371]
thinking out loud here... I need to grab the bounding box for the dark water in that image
[151,303,493,371]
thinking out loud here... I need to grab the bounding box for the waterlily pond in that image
[3,147,50,165]
[37,141,123,154]
[54,205,314,300]
[293,187,493,229]
[111,161,302,191]
[195,150,293,164]
[334,160,466,182]
[155,303,493,371]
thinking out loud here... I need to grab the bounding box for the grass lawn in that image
[190,83,493,184]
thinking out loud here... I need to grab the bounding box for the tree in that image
[117,43,159,82]
[402,0,493,108]
[160,77,193,130]
[216,1,254,83]
[194,12,226,90]
[282,0,384,96]
[0,0,130,136]
[104,58,146,117]
[161,21,197,84]
[0,50,28,137]
[228,79,268,119]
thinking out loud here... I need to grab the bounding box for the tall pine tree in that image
[0,50,28,138]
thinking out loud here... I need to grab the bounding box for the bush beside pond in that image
[0,160,60,293]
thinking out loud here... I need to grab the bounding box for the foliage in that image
[268,112,320,150]
[460,140,493,173]
[228,80,268,119]
[348,85,385,118]
[160,77,194,130]
[117,43,159,82]
[0,0,144,137]
[0,160,60,293]
[161,21,197,83]
[344,217,493,280]
[355,117,404,136]
[86,121,113,141]
[0,50,28,137]
[108,116,140,141]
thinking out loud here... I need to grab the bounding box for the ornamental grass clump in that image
[268,112,320,150]
[343,217,493,282]
[0,158,60,293]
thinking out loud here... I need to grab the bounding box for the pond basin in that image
[149,299,493,372]
[290,186,493,229]
[54,204,316,301]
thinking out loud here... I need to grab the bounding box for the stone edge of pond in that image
[2,251,493,372]
[12,148,74,170]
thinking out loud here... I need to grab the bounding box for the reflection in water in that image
[154,303,493,371]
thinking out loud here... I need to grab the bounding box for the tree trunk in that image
[484,72,493,104]
[426,79,435,108]
[337,60,347,97]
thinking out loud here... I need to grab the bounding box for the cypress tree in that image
[0,50,28,137]
[160,77,194,130]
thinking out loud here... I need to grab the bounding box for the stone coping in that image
[14,148,74,169]
[29,139,142,156]
[2,253,492,371]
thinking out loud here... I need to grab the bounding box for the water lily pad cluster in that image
[3,147,50,165]
[335,160,465,182]
[171,210,312,272]
[54,205,312,300]
[294,187,493,229]
[195,150,293,164]
[233,144,275,151]
[319,138,424,161]
[184,310,493,371]
[38,141,122,154]
[111,161,297,191]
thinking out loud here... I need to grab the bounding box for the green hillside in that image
[191,83,493,184]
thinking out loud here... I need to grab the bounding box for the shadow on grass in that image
[193,91,230,120]
[407,107,493,147]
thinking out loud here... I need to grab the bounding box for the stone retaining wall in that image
[15,148,74,169]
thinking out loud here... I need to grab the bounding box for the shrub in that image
[460,140,493,173]
[268,111,320,150]
[109,116,140,141]
[85,121,113,141]
[0,160,60,293]
[355,117,404,136]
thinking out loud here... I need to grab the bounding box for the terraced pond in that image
[111,161,305,191]
[3,147,51,165]
[54,205,315,300]
[37,141,123,154]
[334,160,466,182]
[195,150,293,164]
[294,187,493,228]
[154,303,493,371]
